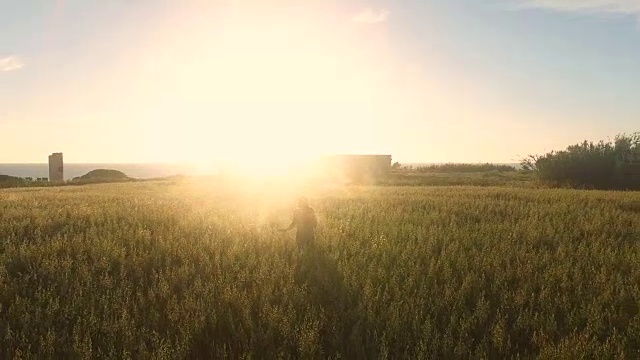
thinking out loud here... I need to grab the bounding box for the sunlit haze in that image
[1,0,639,167]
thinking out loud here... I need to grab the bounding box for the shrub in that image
[521,133,640,190]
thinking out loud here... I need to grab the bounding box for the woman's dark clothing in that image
[289,206,317,247]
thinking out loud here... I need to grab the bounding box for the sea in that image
[0,163,208,180]
[0,162,522,181]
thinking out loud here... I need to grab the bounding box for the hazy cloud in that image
[518,0,640,16]
[0,56,24,72]
[353,8,389,24]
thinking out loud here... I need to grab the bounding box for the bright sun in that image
[131,2,387,172]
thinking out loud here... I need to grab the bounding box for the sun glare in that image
[128,1,392,172]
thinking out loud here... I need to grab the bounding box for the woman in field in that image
[280,196,318,248]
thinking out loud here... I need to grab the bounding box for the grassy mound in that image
[72,169,130,182]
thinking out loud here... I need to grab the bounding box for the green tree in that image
[521,132,639,189]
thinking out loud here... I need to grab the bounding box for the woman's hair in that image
[297,196,309,208]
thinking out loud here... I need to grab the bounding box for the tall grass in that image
[413,163,517,173]
[387,171,535,187]
[1,181,639,358]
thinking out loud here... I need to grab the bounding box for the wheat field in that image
[1,180,639,359]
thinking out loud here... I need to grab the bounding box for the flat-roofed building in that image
[323,154,392,183]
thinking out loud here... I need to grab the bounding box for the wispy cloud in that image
[0,56,24,72]
[353,8,389,24]
[517,0,640,16]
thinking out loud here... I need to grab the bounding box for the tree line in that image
[521,133,640,190]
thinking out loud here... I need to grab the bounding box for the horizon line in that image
[0,161,522,165]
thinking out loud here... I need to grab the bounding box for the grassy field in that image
[1,180,639,359]
[387,171,535,187]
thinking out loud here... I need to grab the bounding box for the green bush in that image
[522,133,640,190]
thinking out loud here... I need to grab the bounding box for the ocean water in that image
[0,162,522,181]
[0,164,206,180]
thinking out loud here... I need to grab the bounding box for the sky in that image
[1,0,639,165]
